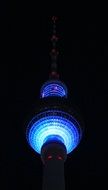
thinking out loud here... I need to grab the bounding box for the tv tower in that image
[26,17,83,190]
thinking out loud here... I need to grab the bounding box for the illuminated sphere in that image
[26,109,82,154]
[40,80,68,98]
[26,80,83,155]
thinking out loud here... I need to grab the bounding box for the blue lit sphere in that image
[26,110,82,154]
[40,80,68,98]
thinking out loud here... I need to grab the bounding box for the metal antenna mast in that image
[50,16,59,79]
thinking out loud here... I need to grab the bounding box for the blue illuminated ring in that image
[40,80,68,98]
[26,110,82,154]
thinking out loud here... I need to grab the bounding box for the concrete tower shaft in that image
[41,141,67,164]
[41,142,67,190]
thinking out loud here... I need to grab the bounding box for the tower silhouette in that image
[26,17,83,190]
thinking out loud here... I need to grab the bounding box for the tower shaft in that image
[41,142,67,190]
[42,159,65,190]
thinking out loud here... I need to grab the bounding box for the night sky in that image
[3,2,108,190]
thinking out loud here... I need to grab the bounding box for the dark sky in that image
[2,2,108,190]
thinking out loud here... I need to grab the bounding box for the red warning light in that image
[50,72,59,79]
[51,35,58,41]
[47,155,52,160]
[52,49,56,53]
[51,49,59,55]
[58,156,63,160]
[51,71,56,75]
[52,16,58,23]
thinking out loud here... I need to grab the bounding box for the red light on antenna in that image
[52,49,56,53]
[51,49,59,55]
[52,16,58,23]
[50,72,59,79]
[51,71,56,75]
[51,35,58,41]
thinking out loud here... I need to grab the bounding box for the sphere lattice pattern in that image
[26,110,82,154]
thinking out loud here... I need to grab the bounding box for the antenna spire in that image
[50,16,59,79]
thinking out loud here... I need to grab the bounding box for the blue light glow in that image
[40,80,67,98]
[27,110,82,154]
